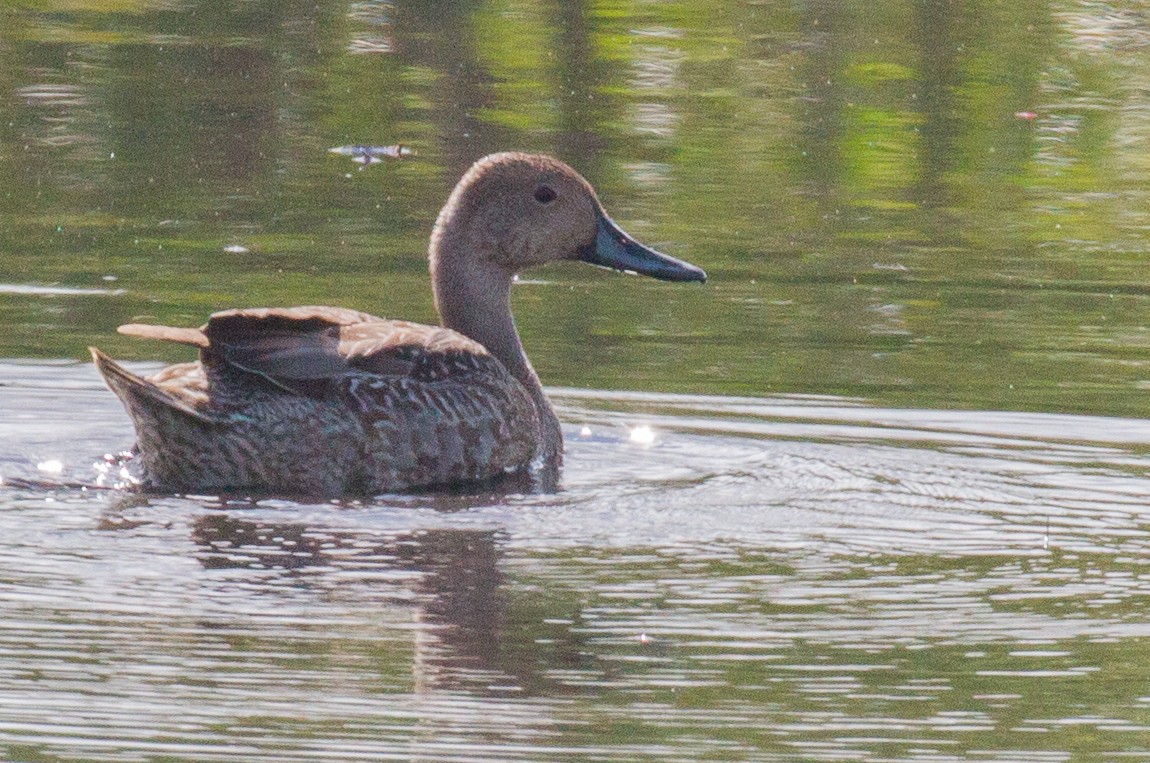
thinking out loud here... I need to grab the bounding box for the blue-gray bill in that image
[579,211,706,283]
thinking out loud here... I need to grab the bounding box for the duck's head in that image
[430,152,706,283]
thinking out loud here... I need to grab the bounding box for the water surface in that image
[4,1,1150,760]
[5,363,1150,761]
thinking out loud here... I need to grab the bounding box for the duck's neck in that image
[430,239,562,464]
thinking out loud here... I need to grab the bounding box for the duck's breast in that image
[338,345,539,489]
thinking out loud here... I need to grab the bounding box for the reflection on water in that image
[3,364,1150,760]
[190,516,507,690]
[5,0,1150,760]
[3,0,1150,415]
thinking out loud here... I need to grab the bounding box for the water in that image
[5,0,1150,760]
[4,364,1150,760]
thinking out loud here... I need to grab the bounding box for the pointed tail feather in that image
[89,347,211,425]
[117,323,209,347]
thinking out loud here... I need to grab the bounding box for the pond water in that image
[4,0,1150,760]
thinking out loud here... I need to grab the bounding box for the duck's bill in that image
[579,211,706,283]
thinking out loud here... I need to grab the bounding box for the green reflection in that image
[2,0,1150,421]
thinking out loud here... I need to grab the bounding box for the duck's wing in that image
[338,319,490,376]
[200,307,364,392]
[120,306,492,397]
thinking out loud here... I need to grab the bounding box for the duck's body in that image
[92,153,705,495]
[92,307,539,494]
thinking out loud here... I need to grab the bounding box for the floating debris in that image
[328,144,413,169]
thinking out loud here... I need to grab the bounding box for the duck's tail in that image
[89,347,211,426]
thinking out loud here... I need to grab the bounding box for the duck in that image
[90,152,706,495]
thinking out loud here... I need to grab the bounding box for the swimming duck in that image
[91,152,706,495]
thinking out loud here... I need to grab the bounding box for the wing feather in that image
[117,306,499,399]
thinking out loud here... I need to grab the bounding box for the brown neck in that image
[430,231,562,464]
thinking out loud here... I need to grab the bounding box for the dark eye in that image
[534,185,557,204]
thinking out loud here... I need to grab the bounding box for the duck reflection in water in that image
[186,507,590,695]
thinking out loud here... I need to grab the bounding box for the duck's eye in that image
[533,185,557,204]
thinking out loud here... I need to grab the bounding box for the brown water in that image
[4,1,1150,760]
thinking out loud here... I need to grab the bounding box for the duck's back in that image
[92,306,540,495]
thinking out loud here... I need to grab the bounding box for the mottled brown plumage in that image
[92,153,705,495]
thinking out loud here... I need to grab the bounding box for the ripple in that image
[4,364,1150,761]
[17,84,89,108]
[0,283,125,297]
